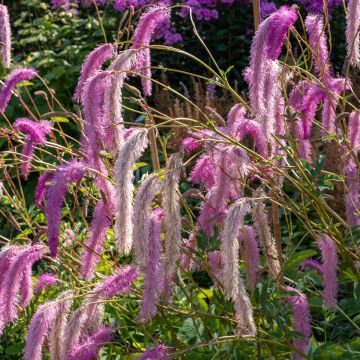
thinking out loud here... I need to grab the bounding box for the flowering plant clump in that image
[0,1,360,359]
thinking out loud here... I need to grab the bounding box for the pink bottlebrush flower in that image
[106,50,139,151]
[138,344,168,360]
[13,118,52,180]
[289,80,310,112]
[189,153,216,190]
[0,246,24,292]
[181,129,215,152]
[251,192,281,280]
[239,225,260,289]
[317,234,338,309]
[0,67,37,112]
[221,198,252,300]
[74,43,116,103]
[35,273,58,294]
[301,259,323,273]
[81,71,110,168]
[19,265,33,308]
[66,326,114,360]
[181,234,199,271]
[45,160,86,257]
[0,244,47,334]
[131,4,171,96]
[24,292,73,360]
[35,172,54,207]
[133,173,160,266]
[207,251,224,282]
[114,128,148,255]
[248,6,297,114]
[234,117,267,156]
[162,152,183,299]
[305,15,331,84]
[345,110,360,226]
[138,213,164,322]
[295,122,312,163]
[346,0,360,67]
[81,200,111,279]
[285,287,311,360]
[0,5,11,68]
[227,103,247,130]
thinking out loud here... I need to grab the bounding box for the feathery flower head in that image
[285,287,311,360]
[13,118,52,144]
[0,67,37,112]
[138,344,168,360]
[74,43,116,102]
[207,251,224,281]
[189,153,216,190]
[66,325,114,360]
[35,273,58,294]
[300,259,322,273]
[346,0,360,67]
[317,234,338,309]
[45,160,86,257]
[115,128,148,255]
[0,5,11,68]
[35,172,54,207]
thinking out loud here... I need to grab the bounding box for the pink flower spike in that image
[301,259,322,273]
[66,326,114,360]
[74,43,116,102]
[285,287,311,360]
[35,172,54,207]
[138,344,168,360]
[45,160,86,257]
[346,0,360,67]
[35,273,58,294]
[0,68,37,112]
[13,118,52,145]
[317,234,338,309]
[0,5,11,68]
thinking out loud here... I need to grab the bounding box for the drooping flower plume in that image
[74,43,115,102]
[24,291,73,360]
[162,152,183,298]
[130,4,171,96]
[346,0,360,67]
[317,234,338,309]
[35,272,58,294]
[0,67,37,112]
[45,160,86,257]
[35,172,54,207]
[138,344,168,360]
[114,128,148,255]
[286,287,311,360]
[13,118,52,179]
[66,326,114,360]
[0,5,11,68]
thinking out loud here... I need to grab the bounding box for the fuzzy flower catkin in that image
[286,287,311,360]
[133,174,160,266]
[138,344,168,360]
[317,234,338,309]
[66,326,113,360]
[162,152,183,298]
[251,192,281,280]
[35,273,58,294]
[239,225,260,289]
[0,244,47,334]
[35,172,54,207]
[131,4,171,96]
[13,118,52,180]
[346,0,360,67]
[305,15,331,84]
[138,213,163,322]
[74,43,115,102]
[0,5,11,68]
[0,67,37,112]
[24,291,72,360]
[248,6,297,114]
[114,128,148,255]
[45,160,86,257]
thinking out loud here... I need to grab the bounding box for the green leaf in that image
[51,116,69,123]
[285,250,317,270]
[5,342,24,355]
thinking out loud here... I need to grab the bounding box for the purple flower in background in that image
[35,273,58,294]
[0,5,11,68]
[138,344,168,360]
[50,0,71,10]
[0,67,37,112]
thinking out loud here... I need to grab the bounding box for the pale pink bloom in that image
[35,273,58,294]
[0,5,11,68]
[317,234,338,309]
[74,43,116,102]
[346,0,360,67]
[286,287,311,360]
[207,251,224,282]
[188,153,216,190]
[114,128,148,255]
